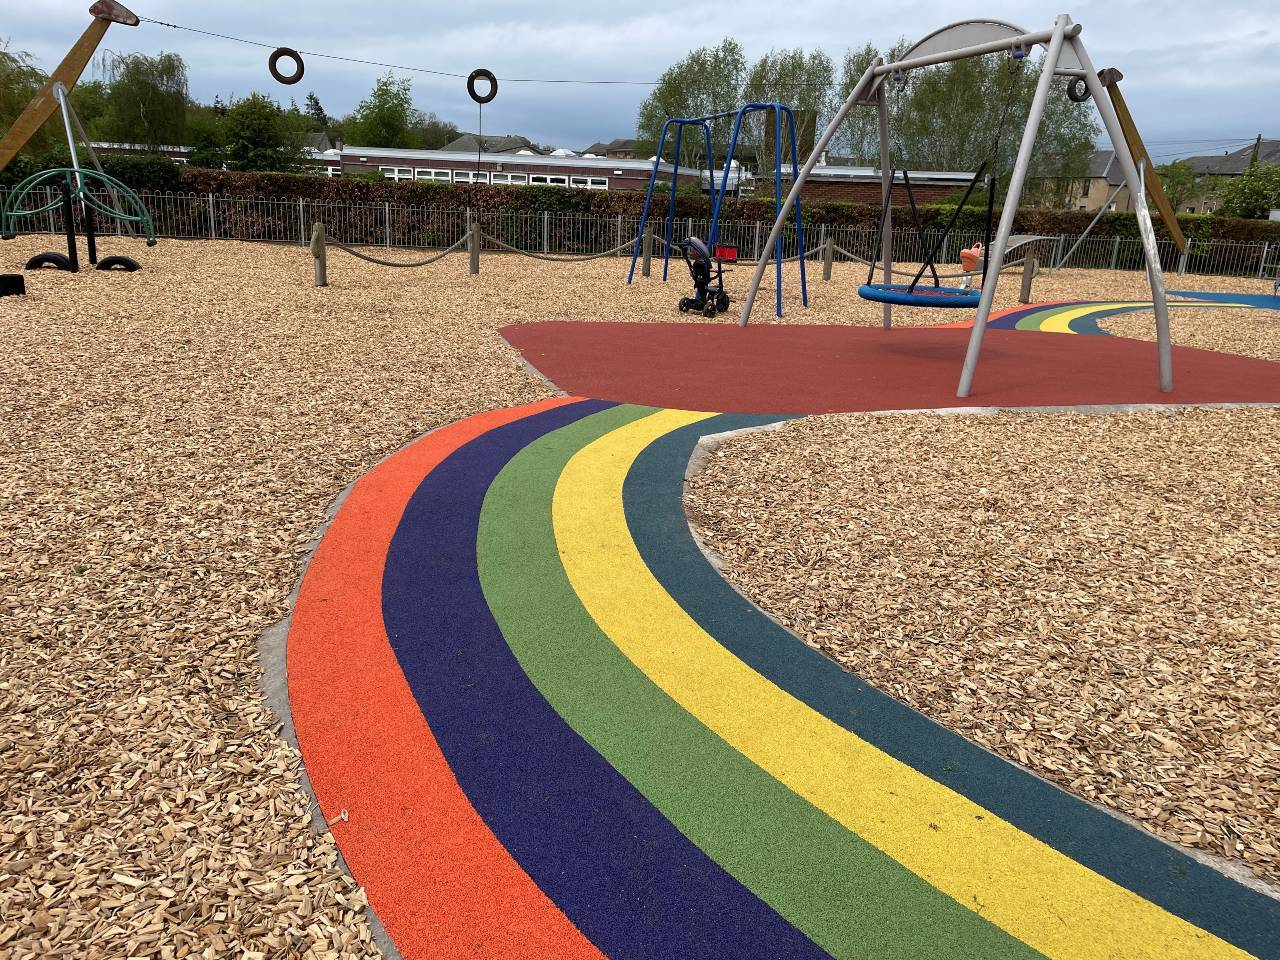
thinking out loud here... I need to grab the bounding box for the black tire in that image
[269,47,305,85]
[467,68,498,105]
[715,291,730,312]
[678,298,690,312]
[25,251,71,271]
[97,255,141,272]
[703,304,717,318]
[1066,77,1091,103]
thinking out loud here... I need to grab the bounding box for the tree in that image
[832,43,882,165]
[342,72,423,148]
[741,48,835,173]
[0,40,54,160]
[414,111,459,150]
[303,91,329,131]
[636,39,747,168]
[97,51,189,150]
[1216,164,1280,219]
[69,79,110,140]
[189,93,307,172]
[881,48,1096,206]
[1155,160,1199,211]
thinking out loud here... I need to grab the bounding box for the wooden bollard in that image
[822,236,834,281]
[1019,255,1039,304]
[310,222,328,287]
[469,221,481,275]
[641,230,653,278]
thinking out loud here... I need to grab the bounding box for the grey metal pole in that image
[1177,238,1191,274]
[384,201,391,247]
[1109,235,1121,270]
[740,59,881,325]
[298,198,306,245]
[469,220,480,275]
[208,193,216,240]
[1072,34,1172,392]
[876,82,894,329]
[543,210,549,253]
[1055,181,1124,269]
[1258,241,1269,280]
[311,222,328,287]
[957,16,1072,398]
[616,213,623,256]
[642,229,653,278]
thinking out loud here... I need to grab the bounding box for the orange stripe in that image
[287,396,604,959]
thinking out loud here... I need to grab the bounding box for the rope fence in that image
[326,234,468,268]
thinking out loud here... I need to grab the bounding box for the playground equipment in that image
[677,238,731,317]
[858,48,1026,311]
[629,103,808,318]
[0,2,156,270]
[740,16,1188,397]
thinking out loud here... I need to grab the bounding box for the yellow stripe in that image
[552,408,1252,960]
[1036,302,1142,333]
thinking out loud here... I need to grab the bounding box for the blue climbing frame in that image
[627,103,807,319]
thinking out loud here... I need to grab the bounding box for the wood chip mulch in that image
[687,407,1280,888]
[1,234,1276,956]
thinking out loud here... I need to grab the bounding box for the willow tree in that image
[98,50,189,150]
[740,47,835,174]
[0,41,53,158]
[636,39,747,169]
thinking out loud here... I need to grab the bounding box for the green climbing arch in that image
[1,167,156,245]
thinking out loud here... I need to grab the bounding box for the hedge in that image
[6,153,1279,243]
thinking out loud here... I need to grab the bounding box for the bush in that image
[0,150,183,191]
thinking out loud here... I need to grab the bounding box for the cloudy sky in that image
[9,1,1276,158]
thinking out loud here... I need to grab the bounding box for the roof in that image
[303,131,332,152]
[442,133,543,155]
[779,164,976,185]
[1086,149,1125,187]
[1184,139,1280,176]
[341,144,674,174]
[581,137,639,156]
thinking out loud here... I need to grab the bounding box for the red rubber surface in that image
[501,322,1280,414]
[287,396,604,959]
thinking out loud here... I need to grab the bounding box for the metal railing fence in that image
[1,186,1276,280]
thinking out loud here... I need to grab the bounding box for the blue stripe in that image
[381,400,829,960]
[624,413,1280,960]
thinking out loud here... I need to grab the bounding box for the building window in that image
[1105,201,1117,211]
[588,177,608,190]
[453,170,490,184]
[414,168,451,181]
[379,166,413,181]
[530,174,569,186]
[491,172,528,186]
[324,165,341,177]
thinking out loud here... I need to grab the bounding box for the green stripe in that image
[476,406,1041,960]
[1015,303,1082,330]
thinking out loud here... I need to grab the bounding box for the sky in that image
[8,1,1277,159]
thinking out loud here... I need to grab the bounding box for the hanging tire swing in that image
[269,47,305,85]
[467,68,498,104]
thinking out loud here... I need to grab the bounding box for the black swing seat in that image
[858,282,980,308]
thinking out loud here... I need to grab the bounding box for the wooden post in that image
[1018,256,1039,304]
[469,220,481,275]
[310,222,328,287]
[822,235,834,281]
[641,229,652,278]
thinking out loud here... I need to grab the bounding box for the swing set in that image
[740,16,1188,398]
[628,103,808,319]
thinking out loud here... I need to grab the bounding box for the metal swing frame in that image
[628,103,808,318]
[739,15,1178,397]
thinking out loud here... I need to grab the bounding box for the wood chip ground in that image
[2,236,1277,955]
[688,407,1280,888]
